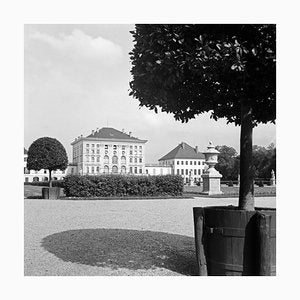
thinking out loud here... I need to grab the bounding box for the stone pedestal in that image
[201,141,223,195]
[201,168,223,195]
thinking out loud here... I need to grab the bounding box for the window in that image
[202,161,205,165]
[112,156,118,164]
[121,166,126,173]
[104,155,109,164]
[194,161,196,165]
[134,167,137,174]
[113,151,117,155]
[112,165,118,173]
[198,161,201,165]
[24,157,27,162]
[96,156,100,162]
[113,145,117,150]
[139,158,142,163]
[86,144,89,147]
[97,144,100,148]
[130,157,133,163]
[91,150,95,154]
[97,149,100,154]
[121,156,126,164]
[181,161,184,165]
[177,169,180,175]
[190,161,192,165]
[181,169,184,175]
[25,177,29,182]
[44,170,47,174]
[146,170,148,174]
[130,167,133,173]
[186,178,189,183]
[86,149,89,154]
[130,145,133,149]
[96,166,99,172]
[198,169,201,175]
[130,150,133,155]
[105,145,108,149]
[139,168,142,174]
[104,165,109,173]
[134,145,137,149]
[91,156,95,162]
[86,166,89,173]
[134,157,137,163]
[122,145,125,150]
[139,146,142,149]
[91,166,94,173]
[177,161,179,165]
[92,144,94,147]
[194,169,197,175]
[122,151,125,155]
[185,161,188,165]
[186,169,188,175]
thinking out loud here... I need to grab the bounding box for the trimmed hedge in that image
[63,174,184,197]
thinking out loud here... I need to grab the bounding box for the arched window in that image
[112,165,118,174]
[121,166,126,174]
[33,177,39,182]
[104,165,109,173]
[112,156,118,164]
[121,156,126,164]
[104,155,109,164]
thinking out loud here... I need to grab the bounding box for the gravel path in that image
[24,197,275,276]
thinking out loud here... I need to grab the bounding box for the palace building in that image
[71,127,147,175]
[158,142,206,184]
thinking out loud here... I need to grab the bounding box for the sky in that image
[24,24,276,163]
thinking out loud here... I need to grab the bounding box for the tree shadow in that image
[41,228,197,275]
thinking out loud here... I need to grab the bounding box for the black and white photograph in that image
[24,23,276,276]
[2,0,299,299]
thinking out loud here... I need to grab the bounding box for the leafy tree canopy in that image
[129,24,276,126]
[216,145,239,180]
[27,137,68,172]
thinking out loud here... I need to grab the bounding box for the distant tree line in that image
[215,143,276,181]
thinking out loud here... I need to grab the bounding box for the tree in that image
[252,143,276,179]
[129,24,275,210]
[215,145,238,180]
[27,137,68,187]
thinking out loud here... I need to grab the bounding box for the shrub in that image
[63,174,183,197]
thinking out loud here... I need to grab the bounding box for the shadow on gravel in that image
[41,228,197,275]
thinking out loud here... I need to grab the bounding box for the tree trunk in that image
[49,169,52,188]
[238,101,254,210]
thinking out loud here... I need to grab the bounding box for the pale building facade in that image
[71,127,147,175]
[145,164,173,176]
[158,142,206,184]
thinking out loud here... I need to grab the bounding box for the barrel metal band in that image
[206,258,276,273]
[205,226,276,238]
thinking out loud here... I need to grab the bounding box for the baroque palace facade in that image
[71,127,147,175]
[24,127,208,184]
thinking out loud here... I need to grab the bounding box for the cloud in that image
[28,29,123,66]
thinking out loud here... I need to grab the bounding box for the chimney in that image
[129,131,132,137]
[92,130,95,135]
[181,142,185,149]
[96,127,99,132]
[195,146,198,153]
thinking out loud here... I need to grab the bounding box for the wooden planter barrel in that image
[42,187,61,200]
[193,206,276,276]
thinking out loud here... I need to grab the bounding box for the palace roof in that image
[158,142,205,161]
[86,127,147,142]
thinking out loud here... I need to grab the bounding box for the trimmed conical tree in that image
[129,24,275,211]
[27,137,68,187]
